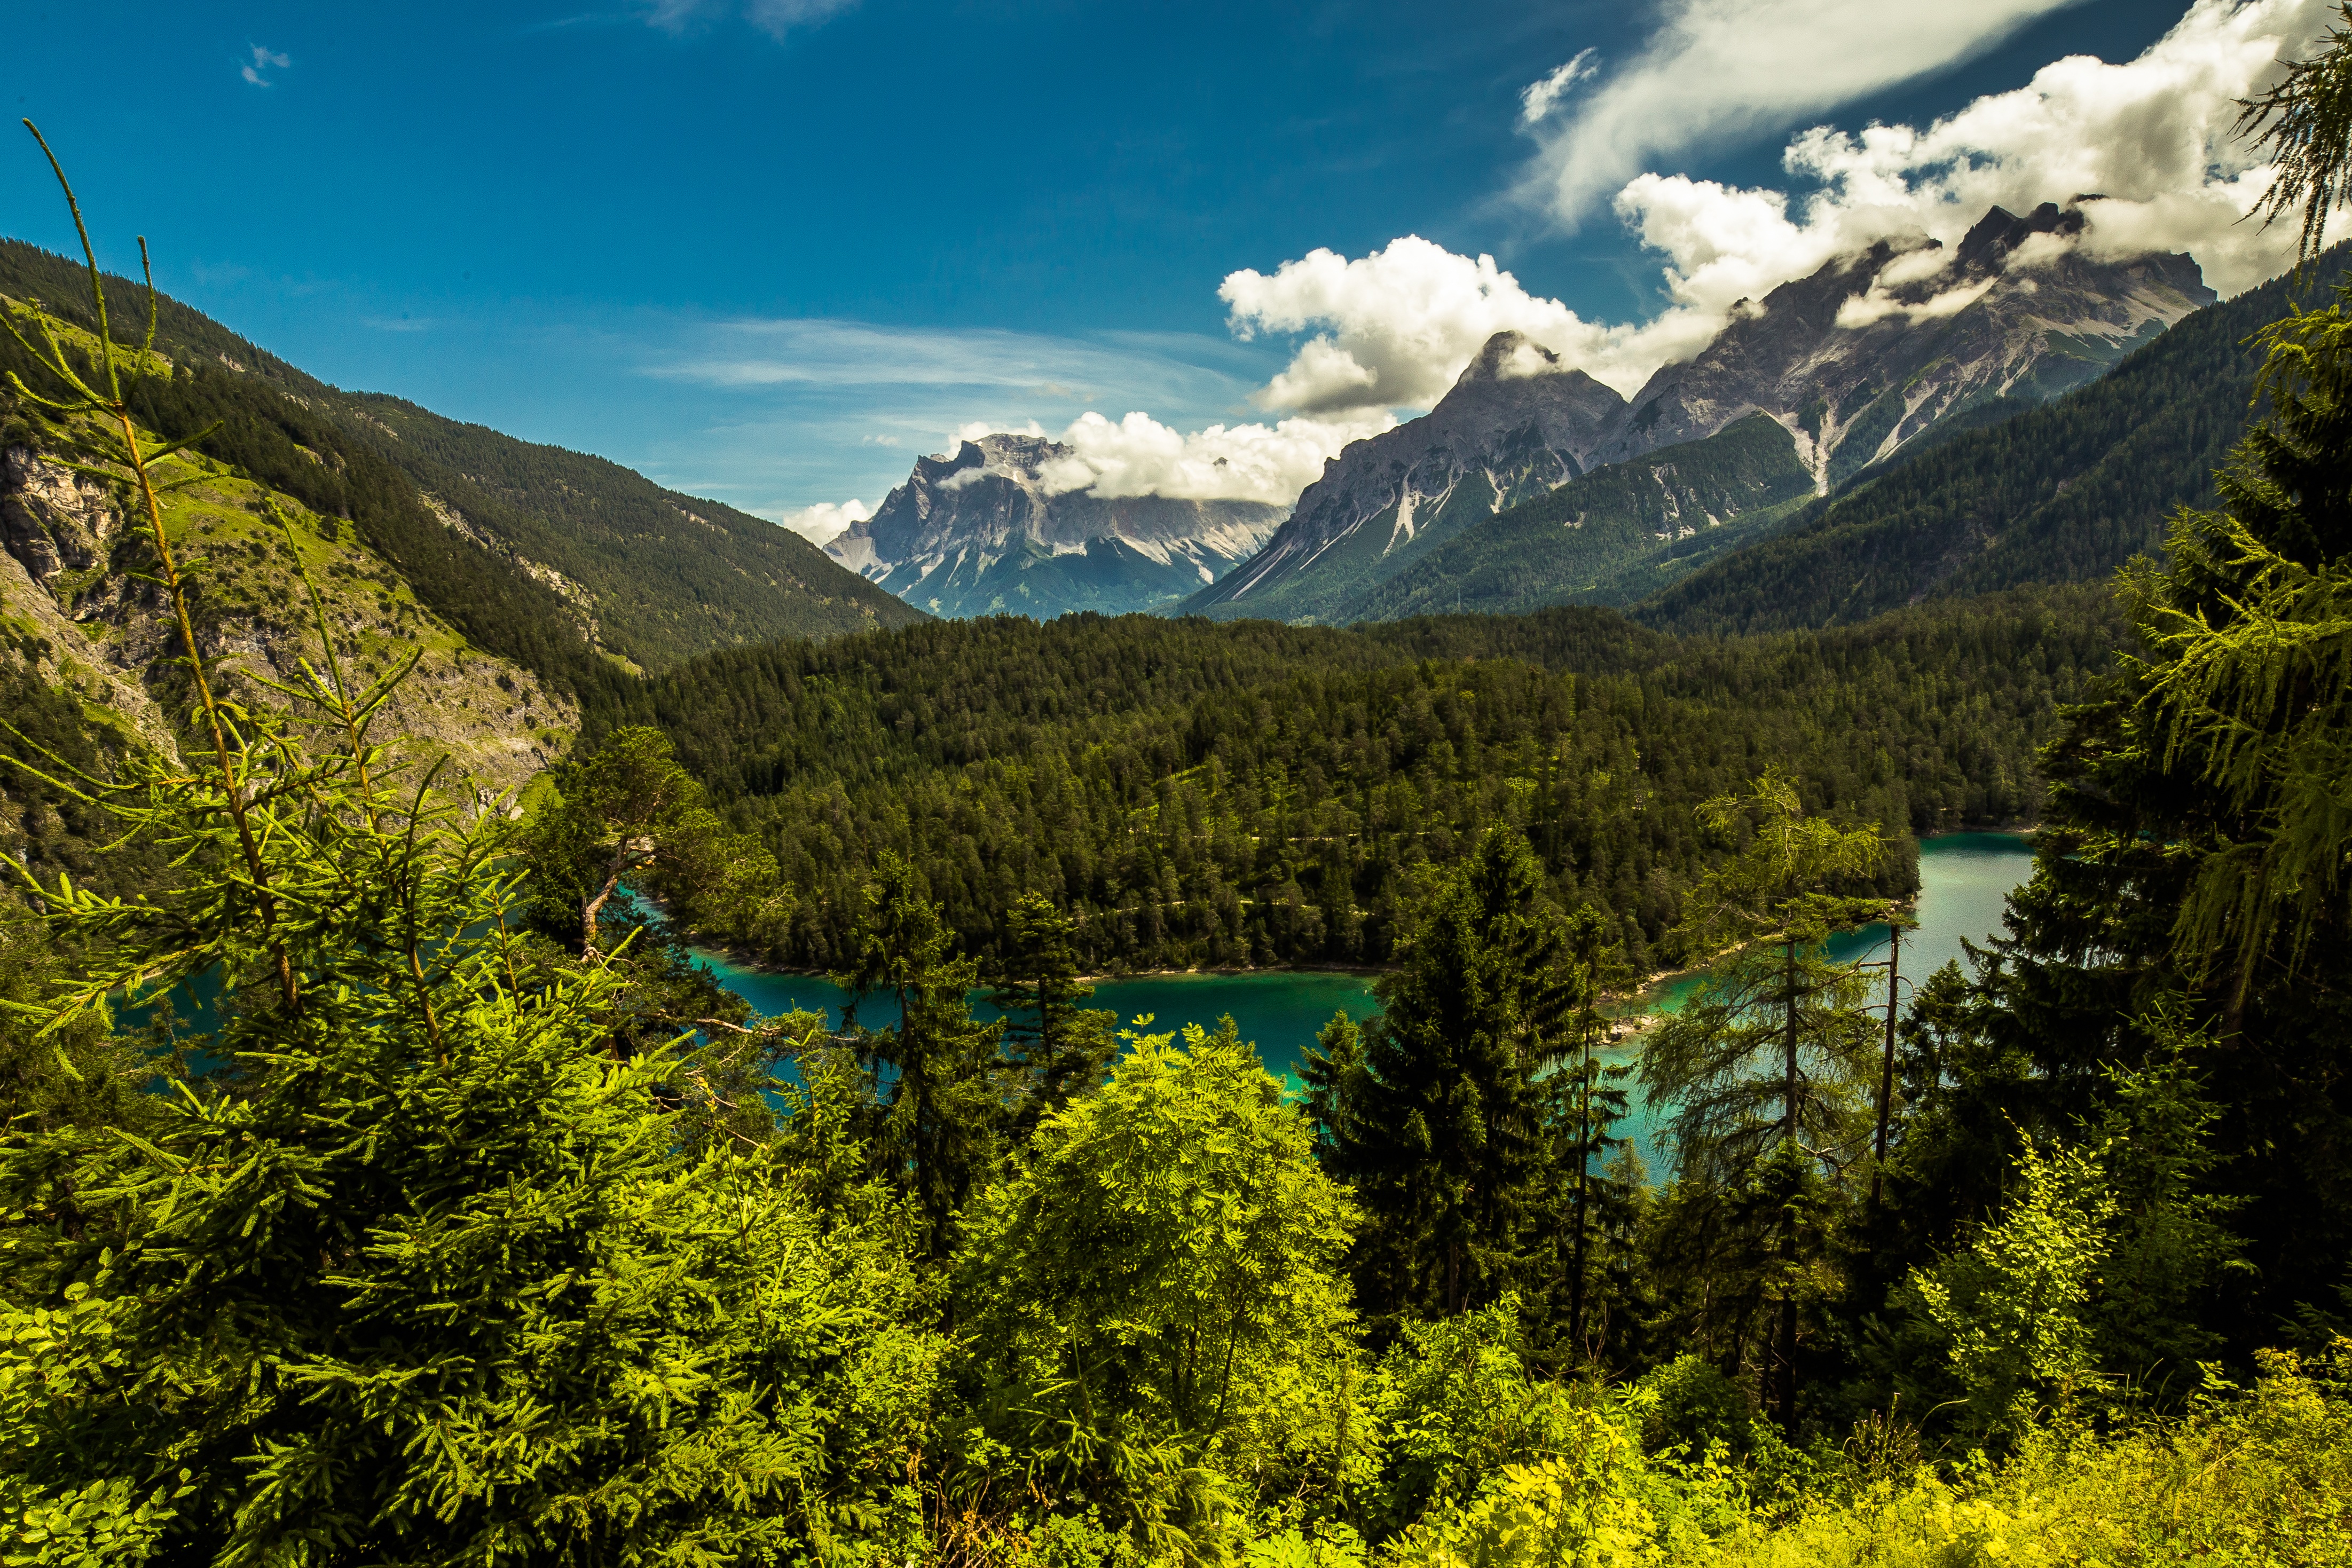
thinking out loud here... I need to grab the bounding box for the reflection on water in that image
[689,832,2041,1179]
[685,957,1388,1078]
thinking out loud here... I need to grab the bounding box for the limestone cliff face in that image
[827,434,1286,618]
[1585,203,2216,483]
[0,445,574,796]
[1183,333,1628,623]
[1,445,123,585]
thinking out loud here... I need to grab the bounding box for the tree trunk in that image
[1568,1020,1592,1355]
[578,838,653,958]
[1780,939,1800,1436]
[1871,923,1902,1210]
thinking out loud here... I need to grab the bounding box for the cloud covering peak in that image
[1226,0,2342,417]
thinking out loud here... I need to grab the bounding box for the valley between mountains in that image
[8,86,2352,1566]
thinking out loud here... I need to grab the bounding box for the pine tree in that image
[1639,771,1889,1431]
[522,724,791,958]
[988,889,1117,1142]
[837,852,1009,1258]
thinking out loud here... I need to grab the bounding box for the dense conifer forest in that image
[587,589,2113,974]
[7,42,2352,1565]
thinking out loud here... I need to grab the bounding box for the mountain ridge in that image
[1630,241,2352,635]
[1181,333,1626,623]
[827,433,1285,619]
[0,237,922,681]
[1182,204,2213,627]
[1585,202,2211,483]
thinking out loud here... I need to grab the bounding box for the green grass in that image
[1390,1349,2352,1568]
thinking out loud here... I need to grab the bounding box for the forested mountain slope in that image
[1183,332,1627,623]
[592,586,2120,975]
[0,238,921,677]
[1636,243,2352,635]
[0,305,572,803]
[336,391,922,668]
[1340,414,1817,620]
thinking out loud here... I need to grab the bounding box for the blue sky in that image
[0,2,2303,532]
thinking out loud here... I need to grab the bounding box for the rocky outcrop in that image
[1,446,120,589]
[1183,333,1626,623]
[0,442,574,795]
[421,492,605,648]
[827,434,1285,618]
[1586,203,2215,484]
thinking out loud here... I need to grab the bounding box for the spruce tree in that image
[0,136,940,1561]
[988,889,1116,1142]
[836,852,1009,1258]
[1639,771,1888,1431]
[1980,271,2352,1342]
[1328,827,1577,1318]
[1949,0,2352,1351]
[1556,904,1636,1365]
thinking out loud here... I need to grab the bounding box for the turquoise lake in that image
[688,831,2041,1175]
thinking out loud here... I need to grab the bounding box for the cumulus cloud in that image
[1219,234,1718,406]
[1608,0,2342,320]
[240,45,290,86]
[1034,410,1396,503]
[1525,0,2089,224]
[1231,0,2345,413]
[773,498,870,545]
[1222,237,1642,408]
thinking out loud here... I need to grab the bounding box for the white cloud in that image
[240,44,290,86]
[644,0,858,39]
[1218,234,1716,406]
[1526,0,2089,224]
[1230,0,2346,413]
[772,498,870,545]
[1520,49,1598,126]
[654,317,1207,396]
[1034,409,1396,503]
[1605,0,2343,324]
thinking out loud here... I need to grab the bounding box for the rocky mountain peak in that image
[827,434,1285,619]
[1584,201,2214,479]
[1456,329,1563,387]
[1183,332,1626,622]
[1955,200,2087,276]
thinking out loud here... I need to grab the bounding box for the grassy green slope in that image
[0,305,577,797]
[1636,247,2352,636]
[1342,415,1816,622]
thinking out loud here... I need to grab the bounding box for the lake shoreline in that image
[685,828,2040,996]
